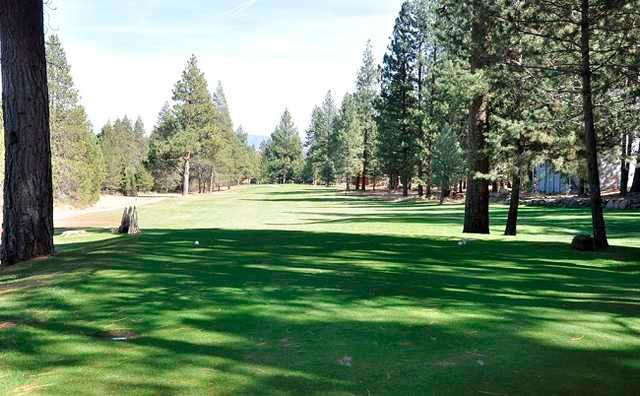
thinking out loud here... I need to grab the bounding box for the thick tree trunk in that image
[505,172,521,236]
[463,2,491,235]
[1,0,54,265]
[355,174,361,190]
[620,133,629,196]
[580,0,608,249]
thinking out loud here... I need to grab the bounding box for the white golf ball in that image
[194,241,200,247]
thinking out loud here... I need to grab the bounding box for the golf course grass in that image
[1,185,638,395]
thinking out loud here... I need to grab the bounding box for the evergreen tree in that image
[432,127,465,203]
[47,34,105,205]
[213,81,234,133]
[263,109,304,183]
[99,116,151,196]
[377,1,422,197]
[333,94,363,190]
[354,40,380,191]
[305,91,339,185]
[149,56,217,195]
[507,0,640,248]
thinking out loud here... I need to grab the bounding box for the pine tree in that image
[354,40,380,191]
[263,109,304,183]
[432,127,465,203]
[213,81,234,133]
[377,1,422,197]
[507,0,640,248]
[149,56,217,195]
[333,94,363,190]
[47,34,105,205]
[305,91,339,185]
[99,116,150,196]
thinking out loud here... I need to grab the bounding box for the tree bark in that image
[631,163,640,193]
[1,0,54,265]
[505,172,521,236]
[580,0,608,249]
[182,155,190,195]
[463,2,491,234]
[355,174,361,190]
[620,132,629,196]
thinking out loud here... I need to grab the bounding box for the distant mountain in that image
[247,135,267,149]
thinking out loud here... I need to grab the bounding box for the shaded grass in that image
[0,185,639,395]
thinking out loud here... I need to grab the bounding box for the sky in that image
[45,0,403,137]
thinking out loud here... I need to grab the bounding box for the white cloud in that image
[223,0,259,17]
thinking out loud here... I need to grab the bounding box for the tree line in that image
[0,38,261,207]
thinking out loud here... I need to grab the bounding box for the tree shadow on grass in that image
[1,227,639,394]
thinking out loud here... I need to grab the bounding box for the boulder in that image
[571,235,595,252]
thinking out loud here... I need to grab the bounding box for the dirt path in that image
[55,194,177,228]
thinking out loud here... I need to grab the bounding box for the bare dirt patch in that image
[0,321,17,330]
[54,193,177,228]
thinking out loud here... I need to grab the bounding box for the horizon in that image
[44,0,402,137]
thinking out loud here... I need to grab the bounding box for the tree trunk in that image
[620,132,629,196]
[631,163,640,193]
[580,0,608,249]
[182,156,190,196]
[209,168,215,193]
[402,177,409,197]
[1,0,54,265]
[463,2,491,235]
[355,174,361,190]
[362,128,369,191]
[505,172,521,236]
[492,180,499,193]
[346,175,351,191]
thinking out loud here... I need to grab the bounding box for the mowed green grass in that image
[1,185,639,395]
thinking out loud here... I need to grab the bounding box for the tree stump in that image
[118,206,140,235]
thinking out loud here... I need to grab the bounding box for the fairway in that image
[1,185,639,395]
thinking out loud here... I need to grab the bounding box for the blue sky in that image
[46,0,402,136]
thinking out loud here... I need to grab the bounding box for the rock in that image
[571,235,595,252]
